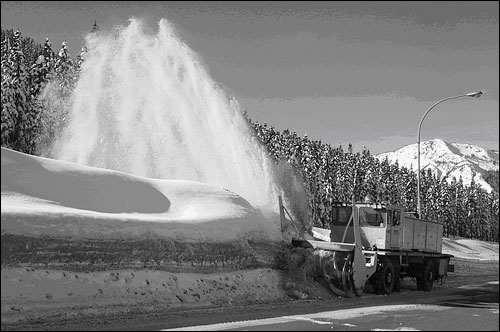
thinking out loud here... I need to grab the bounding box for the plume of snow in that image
[50,18,299,216]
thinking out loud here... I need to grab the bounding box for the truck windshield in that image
[359,207,386,227]
[331,206,352,225]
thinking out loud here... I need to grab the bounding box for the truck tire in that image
[375,260,395,295]
[416,276,423,291]
[394,263,401,292]
[417,260,434,291]
[422,260,434,291]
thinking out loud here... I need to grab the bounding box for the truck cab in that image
[330,202,405,250]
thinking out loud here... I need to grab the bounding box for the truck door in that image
[388,209,402,248]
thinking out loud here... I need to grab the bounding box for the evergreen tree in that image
[75,46,87,76]
[53,41,75,97]
[485,170,499,192]
[1,33,14,146]
[1,29,31,150]
[28,38,58,154]
[488,191,499,242]
[0,28,42,66]
[90,21,99,33]
[455,177,467,237]
[30,38,54,95]
[1,29,51,153]
[1,28,82,155]
[438,178,451,236]
[465,178,479,238]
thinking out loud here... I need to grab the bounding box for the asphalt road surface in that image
[163,280,499,331]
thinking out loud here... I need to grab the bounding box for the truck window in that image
[331,206,352,225]
[393,210,401,225]
[359,207,386,227]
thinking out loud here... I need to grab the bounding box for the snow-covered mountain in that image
[375,139,499,192]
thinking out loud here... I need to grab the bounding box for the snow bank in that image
[1,148,283,243]
[312,227,499,261]
[442,238,499,261]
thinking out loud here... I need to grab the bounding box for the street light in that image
[416,91,482,218]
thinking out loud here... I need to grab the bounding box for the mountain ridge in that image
[375,139,499,193]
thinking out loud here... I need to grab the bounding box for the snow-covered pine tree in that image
[424,170,441,224]
[1,29,30,151]
[473,184,490,240]
[19,31,43,68]
[464,178,479,238]
[1,33,14,146]
[446,177,459,237]
[488,191,499,241]
[455,176,467,237]
[73,22,100,82]
[42,38,55,78]
[1,29,50,153]
[75,46,86,74]
[30,38,54,96]
[392,163,409,207]
[388,160,402,204]
[402,166,417,213]
[54,41,75,98]
[90,21,99,33]
[25,38,59,155]
[438,178,452,237]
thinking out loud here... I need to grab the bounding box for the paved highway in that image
[162,280,499,331]
[3,265,497,331]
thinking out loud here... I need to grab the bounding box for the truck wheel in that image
[371,278,380,294]
[394,264,401,292]
[375,261,395,295]
[421,260,434,291]
[416,277,424,291]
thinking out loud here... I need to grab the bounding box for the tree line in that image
[1,27,498,243]
[245,117,499,242]
[1,25,96,155]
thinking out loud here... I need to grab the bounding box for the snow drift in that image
[1,147,283,243]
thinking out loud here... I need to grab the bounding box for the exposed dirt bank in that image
[1,235,498,331]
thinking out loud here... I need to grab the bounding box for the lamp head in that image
[466,91,483,98]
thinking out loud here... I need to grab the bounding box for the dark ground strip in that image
[1,234,285,273]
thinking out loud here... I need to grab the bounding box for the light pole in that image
[416,91,482,218]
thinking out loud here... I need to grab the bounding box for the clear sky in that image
[1,1,498,154]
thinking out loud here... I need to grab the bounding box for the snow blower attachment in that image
[285,197,378,297]
[282,196,454,298]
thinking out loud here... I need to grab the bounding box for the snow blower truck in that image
[280,196,454,297]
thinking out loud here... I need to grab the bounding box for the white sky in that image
[1,1,498,154]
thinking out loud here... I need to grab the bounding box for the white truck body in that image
[289,200,454,297]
